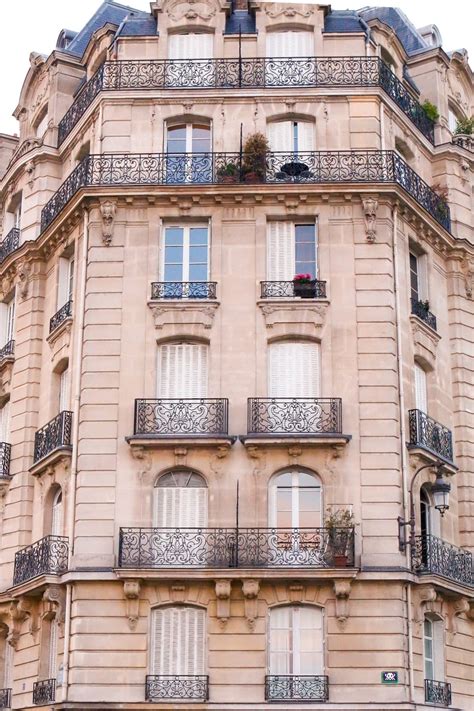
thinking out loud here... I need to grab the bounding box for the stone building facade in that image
[0,1,472,709]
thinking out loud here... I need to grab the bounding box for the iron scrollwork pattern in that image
[424,679,452,707]
[145,675,209,701]
[411,298,437,330]
[134,399,228,436]
[265,675,329,702]
[32,679,56,706]
[13,535,69,585]
[0,340,14,363]
[57,57,434,144]
[33,410,73,464]
[0,442,12,479]
[49,299,73,333]
[408,409,454,464]
[248,398,342,436]
[412,534,473,587]
[0,688,11,709]
[151,281,217,300]
[260,280,327,299]
[0,228,20,264]
[118,527,355,569]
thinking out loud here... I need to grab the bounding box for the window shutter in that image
[269,342,320,398]
[296,121,315,152]
[298,607,323,675]
[49,619,58,679]
[169,33,213,59]
[68,258,75,302]
[157,343,208,398]
[414,363,428,413]
[51,493,63,536]
[6,298,15,344]
[267,122,292,153]
[57,258,71,308]
[269,607,291,675]
[417,255,429,301]
[266,31,313,57]
[0,400,10,442]
[267,222,294,281]
[151,607,205,676]
[154,486,208,528]
[59,369,70,412]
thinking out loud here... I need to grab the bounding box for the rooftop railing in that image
[57,57,434,144]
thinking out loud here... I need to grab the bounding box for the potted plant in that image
[217,162,239,184]
[242,132,269,183]
[454,116,474,135]
[430,183,449,222]
[293,273,316,298]
[421,100,440,123]
[325,507,355,567]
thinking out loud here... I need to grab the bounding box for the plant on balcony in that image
[454,115,474,135]
[217,162,240,184]
[421,100,439,123]
[325,507,355,567]
[293,273,316,298]
[242,132,269,183]
[430,183,449,221]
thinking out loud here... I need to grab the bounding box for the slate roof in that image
[224,9,257,35]
[358,7,428,55]
[116,15,157,38]
[324,11,366,34]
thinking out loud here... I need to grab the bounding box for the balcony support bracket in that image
[215,579,231,627]
[123,580,141,630]
[242,579,259,631]
[334,579,352,625]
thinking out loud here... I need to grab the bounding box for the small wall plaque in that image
[381,671,398,684]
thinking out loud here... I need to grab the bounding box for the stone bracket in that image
[242,580,259,630]
[361,196,379,243]
[333,579,352,624]
[100,199,117,246]
[215,579,231,627]
[124,580,141,630]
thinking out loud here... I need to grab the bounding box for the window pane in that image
[189,246,208,263]
[190,227,208,246]
[165,227,184,246]
[164,264,183,281]
[189,264,208,281]
[295,224,315,278]
[295,225,315,242]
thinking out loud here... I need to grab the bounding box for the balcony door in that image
[0,296,15,349]
[0,400,10,443]
[151,606,205,679]
[414,363,427,413]
[268,121,314,154]
[166,123,211,183]
[168,33,213,60]
[424,615,444,682]
[51,490,63,537]
[154,471,208,529]
[268,341,320,398]
[266,31,313,58]
[267,222,318,282]
[269,606,323,676]
[57,256,74,309]
[157,343,208,399]
[161,224,209,297]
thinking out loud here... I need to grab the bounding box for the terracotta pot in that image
[333,554,348,567]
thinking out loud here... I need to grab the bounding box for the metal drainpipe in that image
[392,205,415,703]
[61,206,89,702]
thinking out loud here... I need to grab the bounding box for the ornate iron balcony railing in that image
[134,398,228,437]
[40,151,450,234]
[151,281,217,300]
[118,527,355,568]
[33,678,56,705]
[145,675,209,701]
[424,679,452,706]
[260,280,327,299]
[0,340,14,363]
[452,134,474,152]
[13,535,69,586]
[408,409,454,464]
[248,397,342,436]
[0,442,11,479]
[49,299,73,333]
[0,228,20,264]
[0,688,11,709]
[265,675,329,702]
[33,410,73,464]
[411,298,437,330]
[57,57,434,144]
[412,534,473,587]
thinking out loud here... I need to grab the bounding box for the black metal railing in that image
[13,535,69,586]
[0,442,11,479]
[57,57,434,144]
[411,298,437,330]
[33,678,56,705]
[261,280,327,299]
[0,228,20,263]
[134,398,228,437]
[424,679,452,706]
[145,675,209,701]
[40,151,450,233]
[33,410,73,464]
[49,299,73,333]
[248,398,342,436]
[0,340,14,363]
[452,134,473,152]
[118,527,355,568]
[151,281,217,300]
[0,688,11,708]
[412,534,473,587]
[408,409,453,464]
[265,675,329,702]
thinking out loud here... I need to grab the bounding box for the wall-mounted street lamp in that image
[398,460,451,552]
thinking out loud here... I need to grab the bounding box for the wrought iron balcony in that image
[424,679,451,706]
[247,398,342,436]
[0,228,20,263]
[57,57,434,145]
[0,340,14,364]
[0,442,11,479]
[408,409,454,464]
[33,678,56,705]
[265,675,329,702]
[118,527,355,568]
[412,534,473,587]
[452,134,474,152]
[134,398,228,437]
[33,410,73,464]
[0,688,11,709]
[145,675,209,701]
[49,299,73,333]
[151,281,217,300]
[411,298,437,330]
[40,151,450,234]
[13,535,68,585]
[261,280,327,299]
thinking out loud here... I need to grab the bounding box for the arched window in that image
[269,470,322,528]
[157,342,208,399]
[166,122,211,183]
[51,489,63,536]
[153,471,208,528]
[269,606,323,676]
[58,363,70,413]
[424,614,445,682]
[268,341,320,397]
[150,606,206,677]
[268,120,314,153]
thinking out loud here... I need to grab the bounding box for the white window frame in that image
[150,606,206,676]
[410,251,428,302]
[414,362,428,413]
[448,108,458,134]
[160,223,210,283]
[267,121,315,153]
[423,615,445,682]
[268,605,324,676]
[165,123,212,155]
[0,295,15,348]
[268,470,322,529]
[51,490,63,537]
[0,400,11,443]
[267,221,318,281]
[57,256,74,309]
[59,367,70,412]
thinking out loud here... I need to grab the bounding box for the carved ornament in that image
[215,579,231,626]
[165,0,217,22]
[99,200,117,246]
[242,580,259,631]
[124,581,141,630]
[333,579,352,624]
[148,300,219,333]
[361,197,378,243]
[265,5,314,19]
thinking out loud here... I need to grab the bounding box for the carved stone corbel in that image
[9,598,36,648]
[333,580,352,624]
[415,584,438,624]
[130,446,152,485]
[362,197,378,243]
[43,584,66,624]
[242,580,259,631]
[449,597,470,634]
[99,200,117,246]
[123,581,141,630]
[215,580,231,627]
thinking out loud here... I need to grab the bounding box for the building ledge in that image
[406,445,457,473]
[126,435,236,453]
[46,315,73,346]
[240,434,351,449]
[114,567,358,581]
[29,447,72,476]
[413,573,474,600]
[8,573,64,598]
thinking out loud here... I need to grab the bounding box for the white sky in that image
[0,0,472,136]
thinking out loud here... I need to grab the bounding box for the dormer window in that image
[168,33,213,60]
[266,30,313,58]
